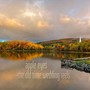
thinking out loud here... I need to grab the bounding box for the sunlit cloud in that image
[60,15,71,23]
[37,20,49,28]
[23,9,36,18]
[0,13,24,29]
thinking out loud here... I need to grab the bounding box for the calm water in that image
[0,52,90,90]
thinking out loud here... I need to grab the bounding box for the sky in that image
[0,0,90,42]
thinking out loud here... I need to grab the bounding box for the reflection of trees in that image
[0,51,90,61]
[43,52,90,60]
[0,51,43,60]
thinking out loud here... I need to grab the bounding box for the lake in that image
[0,51,90,90]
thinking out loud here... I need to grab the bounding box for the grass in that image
[75,60,90,65]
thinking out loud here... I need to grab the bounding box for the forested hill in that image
[38,38,87,46]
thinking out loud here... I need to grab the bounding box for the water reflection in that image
[0,52,90,90]
[0,57,90,90]
[0,51,43,60]
[0,51,90,61]
[43,52,90,60]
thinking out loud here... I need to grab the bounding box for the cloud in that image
[0,13,24,29]
[60,15,71,24]
[37,20,49,28]
[58,14,90,38]
[59,15,90,27]
[0,0,90,41]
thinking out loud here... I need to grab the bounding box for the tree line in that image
[43,41,90,52]
[1,40,90,52]
[0,41,44,50]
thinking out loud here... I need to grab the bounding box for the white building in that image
[79,37,82,43]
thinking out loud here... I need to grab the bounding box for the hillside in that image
[37,38,90,52]
[38,38,89,46]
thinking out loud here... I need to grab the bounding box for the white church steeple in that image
[79,36,82,43]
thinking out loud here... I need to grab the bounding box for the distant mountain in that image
[38,38,90,45]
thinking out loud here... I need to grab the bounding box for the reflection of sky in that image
[0,0,90,41]
[0,57,90,90]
